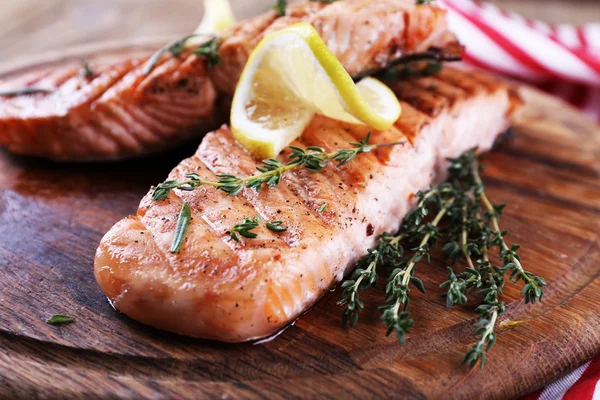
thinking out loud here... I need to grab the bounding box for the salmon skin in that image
[0,0,459,161]
[94,68,522,342]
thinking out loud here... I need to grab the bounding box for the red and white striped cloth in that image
[521,357,600,400]
[434,1,600,398]
[438,0,600,121]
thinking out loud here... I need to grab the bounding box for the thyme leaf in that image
[171,202,192,253]
[0,88,52,97]
[266,220,287,233]
[193,37,222,68]
[230,217,260,242]
[81,61,94,79]
[317,203,328,213]
[46,314,75,325]
[273,0,287,16]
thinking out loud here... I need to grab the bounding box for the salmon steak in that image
[0,0,460,161]
[94,68,522,342]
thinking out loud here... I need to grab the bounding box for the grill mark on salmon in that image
[94,68,522,342]
[410,76,468,107]
[0,0,459,160]
[387,80,451,117]
[435,68,490,95]
[198,132,328,249]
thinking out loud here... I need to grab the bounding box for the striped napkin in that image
[435,1,600,398]
[438,0,600,122]
[522,358,600,400]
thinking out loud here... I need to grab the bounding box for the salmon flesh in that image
[94,68,522,342]
[0,0,459,161]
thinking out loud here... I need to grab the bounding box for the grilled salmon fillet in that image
[94,68,522,342]
[0,0,458,161]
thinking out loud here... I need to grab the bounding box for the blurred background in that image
[1,0,598,61]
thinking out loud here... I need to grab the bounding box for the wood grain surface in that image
[0,39,599,399]
[0,0,598,61]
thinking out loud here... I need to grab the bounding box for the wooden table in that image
[1,0,598,62]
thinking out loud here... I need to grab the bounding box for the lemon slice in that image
[194,0,235,35]
[230,22,401,159]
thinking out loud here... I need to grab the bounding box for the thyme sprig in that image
[375,61,443,81]
[439,151,545,368]
[340,149,546,368]
[339,233,403,328]
[381,196,453,343]
[352,47,462,81]
[143,33,219,75]
[472,166,546,303]
[152,133,404,201]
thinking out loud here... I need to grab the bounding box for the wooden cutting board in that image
[0,42,599,400]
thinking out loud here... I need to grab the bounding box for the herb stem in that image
[389,233,407,247]
[461,204,476,270]
[239,163,297,184]
[349,259,377,305]
[474,307,498,361]
[482,244,490,264]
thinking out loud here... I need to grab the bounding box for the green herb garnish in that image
[170,202,192,253]
[193,37,222,68]
[340,149,546,367]
[46,314,75,325]
[375,61,443,81]
[230,217,260,242]
[339,233,400,329]
[273,0,287,16]
[266,220,287,232]
[143,33,215,75]
[152,133,405,201]
[380,195,452,343]
[81,61,94,79]
[0,88,52,97]
[317,203,328,213]
[353,47,462,82]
